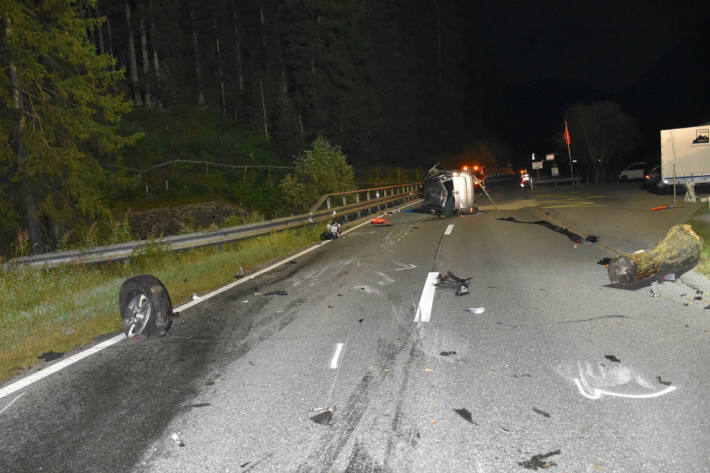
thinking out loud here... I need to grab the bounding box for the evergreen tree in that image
[1,0,138,252]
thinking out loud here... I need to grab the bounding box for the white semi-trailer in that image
[660,125,710,186]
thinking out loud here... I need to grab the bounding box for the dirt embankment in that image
[124,201,245,238]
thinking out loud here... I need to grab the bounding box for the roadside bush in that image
[280,137,355,212]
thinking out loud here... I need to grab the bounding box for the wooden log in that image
[608,224,703,285]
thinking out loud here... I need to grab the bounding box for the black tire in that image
[119,274,173,338]
[620,175,628,182]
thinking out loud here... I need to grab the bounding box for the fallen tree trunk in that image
[608,224,703,285]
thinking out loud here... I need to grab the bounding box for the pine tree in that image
[1,0,139,252]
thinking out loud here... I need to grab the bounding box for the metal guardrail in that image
[6,183,420,269]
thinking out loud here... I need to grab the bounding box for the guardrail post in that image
[327,196,331,209]
[342,195,347,207]
[356,193,361,218]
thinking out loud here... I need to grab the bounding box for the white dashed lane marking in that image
[414,272,439,323]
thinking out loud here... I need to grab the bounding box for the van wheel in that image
[119,275,173,338]
[620,176,628,182]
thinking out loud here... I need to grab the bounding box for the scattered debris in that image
[206,379,215,385]
[191,293,200,301]
[435,271,472,296]
[235,265,246,279]
[533,407,551,418]
[498,216,594,243]
[430,419,438,424]
[694,296,703,301]
[358,318,364,323]
[501,426,511,432]
[424,368,433,372]
[650,281,660,297]
[518,450,561,470]
[697,289,704,295]
[38,351,64,362]
[453,408,477,424]
[264,290,288,296]
[466,307,486,315]
[411,226,419,230]
[440,351,457,356]
[170,433,185,447]
[320,221,341,240]
[607,224,702,286]
[604,355,621,363]
[328,305,334,309]
[310,406,336,425]
[663,273,676,281]
[651,205,669,211]
[183,403,211,409]
[289,260,297,264]
[597,257,613,265]
[371,217,392,226]
[513,373,532,378]
[657,376,672,386]
[241,462,252,468]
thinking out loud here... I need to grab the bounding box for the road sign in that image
[532,161,543,170]
[546,153,555,161]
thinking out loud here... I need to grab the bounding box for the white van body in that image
[660,125,710,185]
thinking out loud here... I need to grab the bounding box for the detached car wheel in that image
[119,274,173,338]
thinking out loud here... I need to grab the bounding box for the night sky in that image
[468,0,710,163]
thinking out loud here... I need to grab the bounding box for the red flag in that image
[563,122,571,146]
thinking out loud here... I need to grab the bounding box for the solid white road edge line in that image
[330,343,345,369]
[0,198,423,400]
[444,224,454,235]
[414,272,439,323]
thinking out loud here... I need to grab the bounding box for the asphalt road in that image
[2,179,710,473]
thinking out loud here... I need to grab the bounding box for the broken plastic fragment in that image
[191,293,200,301]
[597,257,613,265]
[657,376,672,386]
[466,307,486,314]
[456,284,469,296]
[310,406,335,425]
[662,273,676,281]
[371,217,392,226]
[650,281,660,297]
[453,408,475,424]
[170,433,185,447]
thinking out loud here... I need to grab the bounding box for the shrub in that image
[280,137,355,212]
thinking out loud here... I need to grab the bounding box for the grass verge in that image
[0,224,323,383]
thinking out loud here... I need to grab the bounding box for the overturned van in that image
[416,166,478,216]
